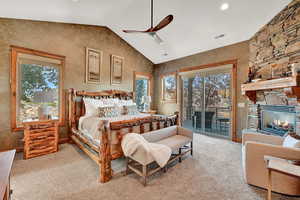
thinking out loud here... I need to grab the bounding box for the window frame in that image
[133,71,153,108]
[10,46,65,131]
[161,72,178,103]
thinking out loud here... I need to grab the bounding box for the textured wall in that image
[153,41,249,139]
[249,0,300,78]
[0,18,153,151]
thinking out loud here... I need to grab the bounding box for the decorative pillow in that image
[283,135,300,148]
[83,98,100,117]
[98,106,122,118]
[119,99,135,106]
[124,105,139,115]
[101,98,120,106]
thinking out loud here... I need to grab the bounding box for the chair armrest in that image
[177,126,193,139]
[245,141,300,161]
[242,133,283,146]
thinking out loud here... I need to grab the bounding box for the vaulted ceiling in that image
[0,0,292,64]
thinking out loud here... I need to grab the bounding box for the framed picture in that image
[110,55,124,85]
[161,72,177,103]
[85,47,102,84]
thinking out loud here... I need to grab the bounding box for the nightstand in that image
[23,120,59,159]
[141,110,157,115]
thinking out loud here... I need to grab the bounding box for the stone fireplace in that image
[246,90,300,136]
[243,1,300,137]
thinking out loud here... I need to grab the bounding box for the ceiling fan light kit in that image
[150,32,164,45]
[123,0,173,45]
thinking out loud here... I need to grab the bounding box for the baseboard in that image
[233,137,242,143]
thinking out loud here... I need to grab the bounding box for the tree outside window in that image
[18,63,60,125]
[135,79,148,111]
[162,73,177,102]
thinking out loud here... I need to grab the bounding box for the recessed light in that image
[220,3,229,11]
[72,0,79,2]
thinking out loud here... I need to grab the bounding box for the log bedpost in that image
[68,88,76,140]
[99,120,112,183]
[150,120,153,131]
[140,123,145,134]
[174,111,180,126]
[164,118,168,128]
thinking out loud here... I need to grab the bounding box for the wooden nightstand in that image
[23,120,59,159]
[141,110,157,115]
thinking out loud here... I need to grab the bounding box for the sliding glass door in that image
[182,67,232,138]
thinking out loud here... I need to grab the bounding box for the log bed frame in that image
[68,88,179,183]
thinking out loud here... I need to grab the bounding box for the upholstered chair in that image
[242,132,300,196]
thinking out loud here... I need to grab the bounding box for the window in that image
[133,72,152,111]
[11,46,65,131]
[161,72,177,102]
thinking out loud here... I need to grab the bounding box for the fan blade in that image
[149,33,164,45]
[152,15,173,32]
[123,30,148,33]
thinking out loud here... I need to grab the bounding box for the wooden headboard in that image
[68,88,134,130]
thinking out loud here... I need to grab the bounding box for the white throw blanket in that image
[121,133,172,167]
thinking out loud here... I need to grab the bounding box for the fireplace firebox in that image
[260,105,296,136]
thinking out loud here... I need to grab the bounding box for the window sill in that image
[162,100,177,104]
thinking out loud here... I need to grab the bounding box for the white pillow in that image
[83,98,97,117]
[83,98,106,117]
[119,99,135,106]
[101,98,119,106]
[283,135,300,148]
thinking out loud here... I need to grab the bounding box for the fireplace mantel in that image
[241,76,300,103]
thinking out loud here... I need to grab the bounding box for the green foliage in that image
[164,76,176,89]
[135,79,148,111]
[192,73,231,108]
[21,64,58,102]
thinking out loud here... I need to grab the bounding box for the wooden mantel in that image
[241,76,300,103]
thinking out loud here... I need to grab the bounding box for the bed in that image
[68,89,179,183]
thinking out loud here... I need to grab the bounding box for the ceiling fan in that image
[123,0,173,45]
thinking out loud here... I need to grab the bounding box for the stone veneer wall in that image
[0,18,153,151]
[250,0,300,75]
[247,0,300,135]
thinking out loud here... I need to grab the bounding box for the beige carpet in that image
[11,134,299,200]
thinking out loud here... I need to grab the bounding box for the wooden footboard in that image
[68,88,179,183]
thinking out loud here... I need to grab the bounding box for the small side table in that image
[264,156,300,200]
[23,120,59,159]
[0,150,15,200]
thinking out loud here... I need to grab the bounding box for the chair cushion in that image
[142,126,177,143]
[157,135,192,151]
[283,135,300,148]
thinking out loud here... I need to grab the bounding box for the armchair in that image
[242,132,300,196]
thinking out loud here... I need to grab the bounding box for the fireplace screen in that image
[261,106,296,136]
